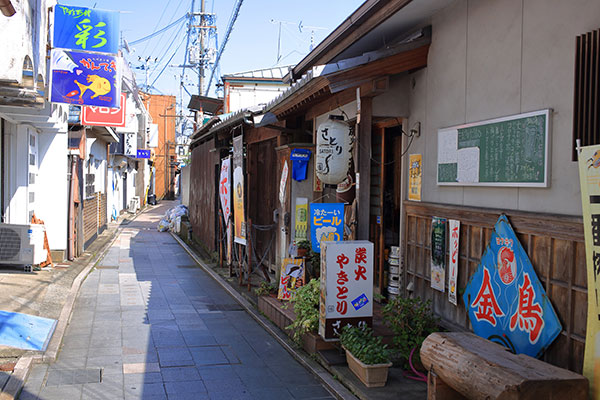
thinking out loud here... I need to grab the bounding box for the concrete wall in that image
[405,0,600,216]
[181,165,190,207]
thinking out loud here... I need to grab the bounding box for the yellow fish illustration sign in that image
[50,49,120,108]
[74,75,111,99]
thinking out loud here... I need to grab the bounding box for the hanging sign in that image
[319,241,374,341]
[233,135,246,245]
[448,219,460,305]
[123,133,137,157]
[290,148,311,181]
[578,144,600,391]
[310,203,344,253]
[219,157,233,264]
[50,49,121,108]
[53,5,120,54]
[431,217,447,292]
[463,215,562,358]
[81,92,126,127]
[315,117,353,185]
[136,150,150,159]
[295,198,308,242]
[409,154,422,201]
[278,258,305,300]
[279,160,288,206]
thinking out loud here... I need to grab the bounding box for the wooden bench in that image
[420,332,588,400]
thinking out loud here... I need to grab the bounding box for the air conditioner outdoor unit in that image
[128,196,140,213]
[0,223,47,266]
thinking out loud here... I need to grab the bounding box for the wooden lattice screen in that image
[573,28,600,161]
[403,201,586,373]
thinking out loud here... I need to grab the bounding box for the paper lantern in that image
[315,116,353,184]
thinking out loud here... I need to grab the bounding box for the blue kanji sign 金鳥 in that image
[463,215,561,358]
[50,49,121,108]
[53,5,120,54]
[310,203,344,253]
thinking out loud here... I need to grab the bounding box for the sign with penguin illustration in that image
[50,49,121,108]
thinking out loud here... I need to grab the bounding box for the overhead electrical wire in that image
[205,0,244,96]
[148,0,187,59]
[150,33,188,88]
[129,14,187,46]
[141,0,173,55]
[148,18,187,76]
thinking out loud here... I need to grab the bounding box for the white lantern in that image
[315,116,353,184]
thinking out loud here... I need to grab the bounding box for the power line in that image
[141,0,173,55]
[129,15,186,46]
[205,0,244,96]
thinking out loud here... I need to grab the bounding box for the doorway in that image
[369,121,403,295]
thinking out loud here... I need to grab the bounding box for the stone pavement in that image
[18,202,336,400]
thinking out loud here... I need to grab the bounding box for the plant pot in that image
[297,248,308,257]
[345,348,392,388]
[302,331,335,354]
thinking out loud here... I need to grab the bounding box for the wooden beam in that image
[357,96,372,240]
[245,126,281,145]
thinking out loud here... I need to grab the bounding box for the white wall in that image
[405,0,600,216]
[37,131,68,250]
[3,122,28,225]
[181,165,190,207]
[228,82,289,113]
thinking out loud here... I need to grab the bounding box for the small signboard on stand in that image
[319,241,373,341]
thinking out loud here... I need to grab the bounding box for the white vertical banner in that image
[448,219,460,305]
[219,157,232,263]
[279,160,289,206]
[124,132,137,156]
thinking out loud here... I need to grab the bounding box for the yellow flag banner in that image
[579,144,600,398]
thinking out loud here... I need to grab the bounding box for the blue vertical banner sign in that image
[463,215,562,358]
[50,49,121,108]
[53,5,120,54]
[310,203,344,253]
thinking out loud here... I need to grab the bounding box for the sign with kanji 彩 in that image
[50,49,121,108]
[278,258,305,301]
[319,241,373,341]
[463,215,561,358]
[53,5,120,54]
[310,203,344,253]
[81,92,126,127]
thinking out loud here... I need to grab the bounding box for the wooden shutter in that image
[573,29,600,160]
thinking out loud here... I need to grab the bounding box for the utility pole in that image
[199,0,205,96]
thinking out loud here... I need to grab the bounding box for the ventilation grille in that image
[0,227,22,260]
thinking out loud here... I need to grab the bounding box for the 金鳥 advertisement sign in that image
[310,203,344,253]
[233,135,246,245]
[463,215,561,358]
[278,258,305,300]
[53,5,120,54]
[448,219,460,305]
[578,144,600,392]
[295,198,308,241]
[50,49,121,108]
[431,217,446,292]
[81,92,126,127]
[319,241,373,341]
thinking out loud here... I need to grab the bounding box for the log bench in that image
[420,332,588,400]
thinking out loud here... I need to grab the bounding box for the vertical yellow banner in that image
[579,144,600,398]
[409,154,422,201]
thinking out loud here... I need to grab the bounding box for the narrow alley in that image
[18,203,335,400]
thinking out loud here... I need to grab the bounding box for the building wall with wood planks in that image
[404,201,586,373]
[83,193,99,245]
[189,138,219,253]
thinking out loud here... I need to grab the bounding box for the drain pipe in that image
[0,0,15,17]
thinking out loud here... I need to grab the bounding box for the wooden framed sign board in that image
[437,109,551,187]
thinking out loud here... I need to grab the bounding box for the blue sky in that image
[57,0,364,104]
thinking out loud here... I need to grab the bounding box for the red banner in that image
[81,92,126,127]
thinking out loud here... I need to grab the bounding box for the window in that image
[573,28,600,160]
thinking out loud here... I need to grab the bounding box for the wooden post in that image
[247,218,252,291]
[357,97,372,240]
[378,127,385,293]
[228,218,233,277]
[427,371,465,400]
[238,244,243,286]
[219,210,223,269]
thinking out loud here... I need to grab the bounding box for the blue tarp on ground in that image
[0,311,57,351]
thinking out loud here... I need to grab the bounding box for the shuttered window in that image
[573,29,600,160]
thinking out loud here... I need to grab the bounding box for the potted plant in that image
[296,240,311,258]
[286,278,320,344]
[339,325,392,388]
[381,296,438,370]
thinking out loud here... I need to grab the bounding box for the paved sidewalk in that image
[19,202,336,400]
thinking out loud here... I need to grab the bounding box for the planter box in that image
[345,349,392,388]
[302,331,335,354]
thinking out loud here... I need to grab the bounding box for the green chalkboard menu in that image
[436,109,550,187]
